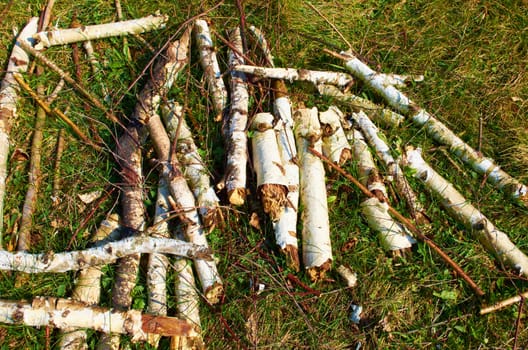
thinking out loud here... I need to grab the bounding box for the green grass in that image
[1,0,528,348]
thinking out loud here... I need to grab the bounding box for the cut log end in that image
[282,244,300,272]
[228,188,247,206]
[204,282,224,304]
[259,184,288,221]
[307,259,332,282]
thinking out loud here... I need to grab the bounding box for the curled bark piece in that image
[317,84,404,127]
[272,80,300,271]
[404,147,528,276]
[338,51,528,203]
[33,14,168,49]
[352,111,428,224]
[224,27,249,206]
[235,65,353,87]
[0,17,38,243]
[0,235,211,273]
[194,19,228,122]
[250,112,288,221]
[336,265,357,288]
[293,107,332,281]
[318,106,351,164]
[0,297,197,340]
[162,102,221,229]
[60,214,121,350]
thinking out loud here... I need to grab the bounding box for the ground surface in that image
[0,0,528,348]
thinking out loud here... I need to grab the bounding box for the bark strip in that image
[404,147,528,276]
[293,107,332,281]
[33,14,168,49]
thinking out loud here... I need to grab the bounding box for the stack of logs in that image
[1,7,527,348]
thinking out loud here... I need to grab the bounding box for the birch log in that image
[318,106,351,164]
[224,27,249,206]
[272,80,300,271]
[294,108,332,281]
[404,147,528,275]
[162,102,221,229]
[194,19,227,122]
[317,84,404,127]
[338,51,528,203]
[0,297,197,340]
[352,111,428,224]
[234,65,353,87]
[60,214,121,350]
[251,112,288,221]
[0,17,38,244]
[348,128,415,254]
[33,14,168,49]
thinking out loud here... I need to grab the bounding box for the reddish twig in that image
[286,273,321,297]
[308,147,485,297]
[513,296,524,350]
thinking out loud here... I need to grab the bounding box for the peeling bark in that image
[293,108,332,281]
[318,106,351,164]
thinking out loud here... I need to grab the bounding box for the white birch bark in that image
[318,106,351,164]
[234,65,353,87]
[336,265,357,288]
[194,19,227,122]
[59,214,121,350]
[317,84,405,127]
[0,17,39,243]
[0,297,198,340]
[0,235,210,273]
[251,112,288,221]
[33,14,168,49]
[352,111,428,224]
[340,52,528,202]
[405,147,528,275]
[272,81,300,271]
[248,25,274,66]
[224,27,249,206]
[293,108,332,281]
[162,101,221,228]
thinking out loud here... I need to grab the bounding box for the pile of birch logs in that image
[1,8,528,348]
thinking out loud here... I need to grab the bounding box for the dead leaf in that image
[249,212,261,230]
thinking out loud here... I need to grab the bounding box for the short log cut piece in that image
[293,108,332,281]
[317,84,404,127]
[234,65,353,87]
[162,102,221,228]
[273,80,300,271]
[250,112,288,221]
[60,214,121,350]
[405,147,528,275]
[340,52,528,203]
[318,106,351,164]
[0,236,211,273]
[352,111,428,224]
[348,128,415,254]
[0,297,197,341]
[194,19,227,122]
[33,14,168,49]
[224,27,249,206]
[0,17,39,242]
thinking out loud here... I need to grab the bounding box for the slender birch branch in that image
[404,147,528,276]
[318,106,351,164]
[0,297,197,340]
[335,50,528,203]
[51,129,65,205]
[248,25,274,66]
[317,84,404,127]
[194,19,228,122]
[83,40,110,99]
[32,14,168,49]
[480,291,528,315]
[352,111,429,224]
[0,17,38,244]
[272,80,300,271]
[162,102,221,229]
[0,235,210,273]
[250,112,288,221]
[234,65,354,88]
[60,214,121,350]
[223,27,249,206]
[294,108,332,281]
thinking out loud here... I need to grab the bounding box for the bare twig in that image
[513,296,524,350]
[51,129,65,205]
